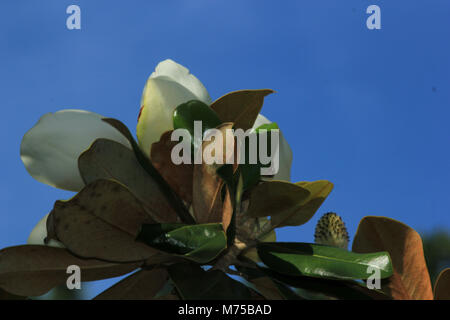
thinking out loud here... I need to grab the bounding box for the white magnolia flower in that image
[137,59,212,155]
[26,214,65,248]
[21,59,293,247]
[21,110,132,192]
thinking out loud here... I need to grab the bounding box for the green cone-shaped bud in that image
[314,212,350,249]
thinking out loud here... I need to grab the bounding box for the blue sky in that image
[0,1,449,297]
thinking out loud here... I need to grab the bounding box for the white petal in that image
[21,109,131,191]
[252,113,271,128]
[150,59,211,104]
[27,214,64,248]
[252,114,293,181]
[137,76,199,156]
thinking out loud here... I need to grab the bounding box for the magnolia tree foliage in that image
[0,60,448,300]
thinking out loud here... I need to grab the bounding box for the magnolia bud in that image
[314,212,350,249]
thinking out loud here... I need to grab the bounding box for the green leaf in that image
[240,163,260,191]
[168,263,251,300]
[102,118,194,224]
[257,242,393,281]
[137,223,227,264]
[260,267,390,300]
[216,163,235,187]
[233,265,302,300]
[240,122,280,191]
[255,122,279,132]
[173,100,222,150]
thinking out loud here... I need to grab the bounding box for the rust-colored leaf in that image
[0,245,140,297]
[94,268,168,300]
[434,268,450,300]
[221,187,233,231]
[49,179,159,262]
[352,216,433,300]
[192,123,236,230]
[79,138,179,223]
[211,89,274,130]
[151,131,194,205]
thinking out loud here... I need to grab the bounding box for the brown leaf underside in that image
[352,216,433,300]
[250,277,285,300]
[434,268,450,300]
[94,268,168,300]
[0,245,140,297]
[192,123,235,230]
[48,179,159,262]
[211,89,274,131]
[79,138,179,223]
[247,180,333,229]
[151,130,194,205]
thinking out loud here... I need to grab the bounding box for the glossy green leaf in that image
[240,163,260,191]
[173,100,222,150]
[260,267,390,300]
[240,122,280,191]
[102,118,194,224]
[136,223,226,264]
[255,122,279,132]
[257,242,393,280]
[255,122,278,172]
[168,263,251,300]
